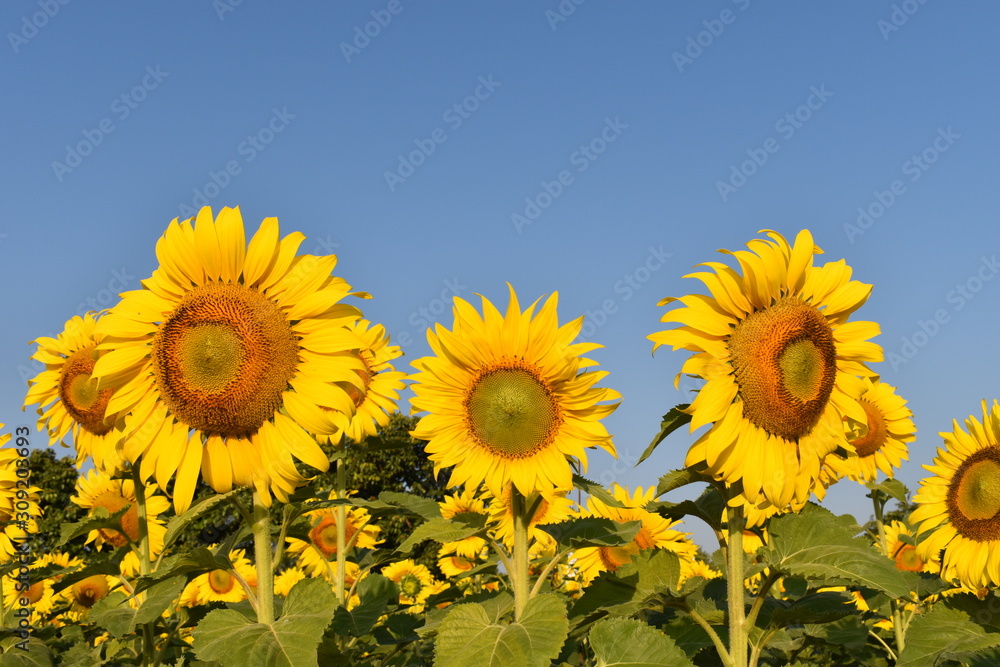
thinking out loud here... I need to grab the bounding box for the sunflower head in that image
[912,400,1000,589]
[24,314,124,471]
[573,484,697,584]
[823,379,915,483]
[91,207,371,512]
[409,285,620,498]
[649,229,882,508]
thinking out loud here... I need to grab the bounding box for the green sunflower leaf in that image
[378,491,443,521]
[0,637,54,667]
[865,478,909,505]
[162,488,241,551]
[897,606,1000,667]
[396,514,486,554]
[433,593,568,667]
[589,617,695,667]
[56,506,128,547]
[330,574,397,637]
[89,577,186,638]
[762,506,911,598]
[572,475,625,508]
[638,405,692,466]
[539,518,641,549]
[193,577,338,667]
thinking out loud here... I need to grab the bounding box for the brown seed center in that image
[151,282,298,437]
[58,345,114,436]
[728,298,837,440]
[946,448,1000,541]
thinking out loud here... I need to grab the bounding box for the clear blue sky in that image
[2,3,998,547]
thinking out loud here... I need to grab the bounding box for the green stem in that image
[251,489,275,624]
[133,463,155,666]
[726,503,748,667]
[529,548,572,598]
[872,487,906,654]
[336,457,347,606]
[511,487,531,621]
[687,606,732,667]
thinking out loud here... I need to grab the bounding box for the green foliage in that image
[589,617,694,667]
[897,605,1000,667]
[193,577,338,667]
[434,594,568,667]
[27,449,86,559]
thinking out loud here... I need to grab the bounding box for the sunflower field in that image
[4,209,1000,667]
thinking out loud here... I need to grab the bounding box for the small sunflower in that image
[650,230,881,508]
[64,574,118,620]
[911,400,1000,589]
[2,552,80,624]
[573,485,697,584]
[71,469,169,576]
[409,285,620,498]
[883,520,938,574]
[274,566,307,597]
[382,559,437,607]
[334,320,407,443]
[285,490,381,579]
[823,378,915,483]
[438,487,489,559]
[0,427,41,562]
[181,548,256,606]
[678,557,722,587]
[91,207,369,512]
[23,314,125,472]
[438,554,477,579]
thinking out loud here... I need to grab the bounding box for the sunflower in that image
[823,378,915,483]
[284,490,382,579]
[64,574,119,620]
[71,469,169,576]
[485,486,575,550]
[181,548,257,606]
[438,486,490,559]
[911,400,1000,589]
[410,285,620,498]
[334,319,407,443]
[90,207,369,512]
[883,520,938,574]
[24,314,125,473]
[678,557,722,587]
[573,485,697,584]
[274,566,307,597]
[650,229,881,508]
[0,427,41,562]
[438,554,477,579]
[382,559,437,607]
[2,552,80,624]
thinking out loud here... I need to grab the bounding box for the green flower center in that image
[399,573,423,598]
[946,447,1000,541]
[465,365,561,459]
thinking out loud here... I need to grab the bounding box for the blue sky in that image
[1,2,997,547]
